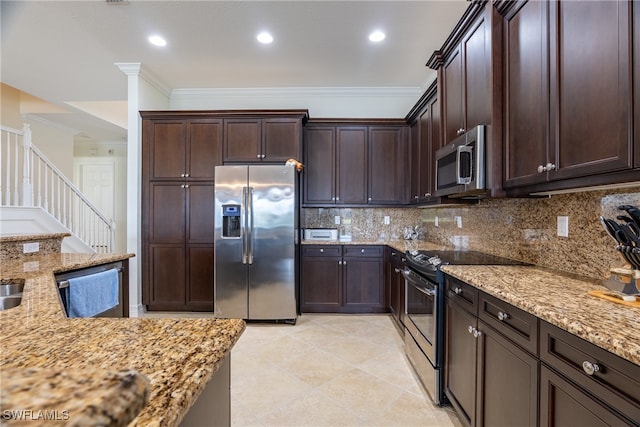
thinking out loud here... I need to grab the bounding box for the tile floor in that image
[143,312,461,427]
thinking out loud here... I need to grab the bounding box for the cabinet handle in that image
[468,325,474,334]
[454,287,462,295]
[582,361,600,376]
[473,329,482,338]
[320,248,324,253]
[497,311,509,321]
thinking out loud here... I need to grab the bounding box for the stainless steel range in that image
[402,249,528,405]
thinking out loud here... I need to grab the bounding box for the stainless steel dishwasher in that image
[55,261,125,318]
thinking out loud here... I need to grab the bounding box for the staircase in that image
[0,124,114,253]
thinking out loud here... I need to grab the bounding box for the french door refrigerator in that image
[214,164,297,322]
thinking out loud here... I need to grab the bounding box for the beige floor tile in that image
[363,391,453,427]
[281,348,355,387]
[357,348,425,396]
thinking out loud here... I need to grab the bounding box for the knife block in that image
[603,267,640,295]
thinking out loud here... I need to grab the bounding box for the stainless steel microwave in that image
[434,125,486,198]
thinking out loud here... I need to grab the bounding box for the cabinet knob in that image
[361,249,365,253]
[497,311,509,321]
[545,162,556,171]
[181,173,186,178]
[537,165,546,173]
[257,154,261,158]
[582,361,600,376]
[181,184,185,188]
[184,184,189,188]
[468,325,474,334]
[473,329,482,338]
[368,197,372,201]
[336,197,340,201]
[185,173,190,178]
[454,287,462,295]
[391,252,396,256]
[331,197,336,201]
[414,195,419,200]
[394,268,400,273]
[457,128,465,136]
[401,258,406,262]
[320,248,324,253]
[424,193,431,197]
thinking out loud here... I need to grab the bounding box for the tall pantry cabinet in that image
[141,115,222,311]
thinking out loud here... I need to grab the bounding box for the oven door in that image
[403,267,437,364]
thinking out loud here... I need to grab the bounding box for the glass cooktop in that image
[405,249,530,278]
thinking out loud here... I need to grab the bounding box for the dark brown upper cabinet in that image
[302,120,408,207]
[427,1,504,198]
[223,116,304,163]
[500,0,637,194]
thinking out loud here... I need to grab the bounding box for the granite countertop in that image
[302,238,449,252]
[441,265,640,367]
[0,253,245,426]
[0,233,71,243]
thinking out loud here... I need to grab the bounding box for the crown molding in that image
[170,86,422,100]
[23,113,80,135]
[114,62,171,98]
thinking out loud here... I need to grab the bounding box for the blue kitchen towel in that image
[66,269,119,318]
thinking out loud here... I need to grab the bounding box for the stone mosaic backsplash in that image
[302,185,640,279]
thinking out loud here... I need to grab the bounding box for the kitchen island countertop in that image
[0,253,245,426]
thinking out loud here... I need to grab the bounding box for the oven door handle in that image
[414,285,436,297]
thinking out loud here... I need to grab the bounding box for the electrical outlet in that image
[384,216,390,225]
[23,242,39,253]
[334,215,341,225]
[557,216,569,237]
[434,216,439,227]
[454,216,462,228]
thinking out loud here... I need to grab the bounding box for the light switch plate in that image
[454,216,462,228]
[434,216,439,227]
[384,216,390,225]
[557,216,569,237]
[334,215,341,225]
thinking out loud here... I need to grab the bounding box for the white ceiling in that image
[1,0,468,142]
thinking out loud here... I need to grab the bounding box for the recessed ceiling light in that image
[257,32,274,44]
[369,31,385,43]
[148,35,167,47]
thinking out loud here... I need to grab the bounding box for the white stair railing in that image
[0,124,115,253]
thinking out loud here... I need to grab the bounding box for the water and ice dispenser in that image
[222,204,241,238]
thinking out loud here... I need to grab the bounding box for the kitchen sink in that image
[0,280,24,310]
[0,296,22,310]
[0,281,24,297]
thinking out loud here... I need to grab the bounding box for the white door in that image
[76,161,115,220]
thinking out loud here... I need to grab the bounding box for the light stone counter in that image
[440,265,640,367]
[0,253,245,426]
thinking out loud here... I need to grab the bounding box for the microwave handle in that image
[457,145,473,185]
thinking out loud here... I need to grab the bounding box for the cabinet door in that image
[445,298,477,427]
[300,255,342,312]
[503,0,549,188]
[443,46,464,145]
[550,0,633,180]
[188,120,223,180]
[147,244,186,308]
[343,257,385,312]
[463,12,491,132]
[476,321,538,427]
[303,127,336,204]
[409,119,421,204]
[336,127,368,204]
[368,126,406,204]
[423,94,440,201]
[540,365,632,427]
[635,0,640,169]
[186,245,214,310]
[148,183,186,243]
[148,121,186,180]
[187,183,215,244]
[262,118,301,162]
[224,119,262,162]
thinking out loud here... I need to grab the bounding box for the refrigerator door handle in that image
[247,186,254,264]
[241,186,248,264]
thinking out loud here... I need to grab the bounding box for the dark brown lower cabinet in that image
[445,275,537,427]
[540,365,632,427]
[301,245,385,313]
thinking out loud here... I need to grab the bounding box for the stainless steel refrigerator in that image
[214,164,297,322]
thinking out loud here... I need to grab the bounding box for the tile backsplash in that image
[302,185,640,279]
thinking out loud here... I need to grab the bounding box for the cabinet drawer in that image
[343,245,384,258]
[479,292,538,355]
[302,246,342,257]
[540,321,640,423]
[445,275,478,315]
